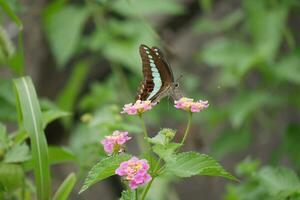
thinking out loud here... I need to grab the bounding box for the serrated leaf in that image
[42,110,70,128]
[148,129,176,146]
[44,5,89,67]
[53,173,76,200]
[153,143,181,162]
[4,143,31,163]
[0,163,24,192]
[79,154,131,194]
[166,152,237,181]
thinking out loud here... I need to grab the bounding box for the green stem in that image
[139,114,151,151]
[179,112,193,148]
[140,112,193,199]
[140,178,154,200]
[135,189,138,200]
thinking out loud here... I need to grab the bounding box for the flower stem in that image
[179,112,193,149]
[140,178,154,200]
[139,114,151,151]
[135,189,138,200]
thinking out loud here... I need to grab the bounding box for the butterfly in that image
[136,44,182,103]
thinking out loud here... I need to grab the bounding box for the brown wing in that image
[136,44,155,101]
[151,46,174,83]
[148,46,174,102]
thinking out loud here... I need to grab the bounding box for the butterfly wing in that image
[136,44,156,101]
[136,44,174,103]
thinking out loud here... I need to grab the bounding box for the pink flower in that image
[115,157,152,189]
[101,131,131,154]
[174,97,209,112]
[121,100,156,115]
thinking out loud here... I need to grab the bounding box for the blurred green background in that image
[1,0,300,199]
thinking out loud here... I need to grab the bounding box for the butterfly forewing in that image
[151,46,174,83]
[136,45,155,101]
[136,44,175,102]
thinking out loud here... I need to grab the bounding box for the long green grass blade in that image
[13,76,51,200]
[53,173,76,200]
[0,0,23,30]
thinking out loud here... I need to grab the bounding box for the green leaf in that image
[42,110,70,128]
[153,143,181,162]
[199,38,257,76]
[4,143,31,163]
[13,76,51,200]
[43,5,89,67]
[48,146,76,164]
[193,9,244,34]
[0,163,24,192]
[259,167,300,197]
[212,130,252,159]
[0,26,15,63]
[283,124,300,169]
[53,173,76,200]
[112,0,184,17]
[120,190,136,200]
[166,152,237,181]
[148,133,168,145]
[79,154,131,194]
[56,61,89,112]
[228,92,272,128]
[245,0,287,61]
[0,123,9,152]
[274,51,300,85]
[0,0,23,29]
[23,146,76,171]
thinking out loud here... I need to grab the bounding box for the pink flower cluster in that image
[115,157,152,189]
[101,131,131,154]
[121,100,156,115]
[174,97,209,112]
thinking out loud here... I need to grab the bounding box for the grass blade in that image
[13,76,51,200]
[53,173,76,200]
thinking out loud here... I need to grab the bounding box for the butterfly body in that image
[136,44,182,103]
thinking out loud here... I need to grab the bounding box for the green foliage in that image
[225,159,300,200]
[148,128,176,145]
[1,0,300,199]
[0,26,15,63]
[120,190,136,200]
[153,143,181,162]
[53,173,76,200]
[0,0,23,29]
[79,154,131,194]
[166,152,236,181]
[0,163,24,193]
[43,5,89,67]
[3,143,30,163]
[13,77,51,200]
